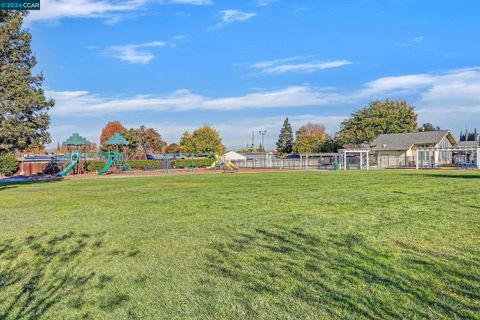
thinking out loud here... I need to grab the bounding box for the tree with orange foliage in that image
[100,121,127,145]
[296,123,326,137]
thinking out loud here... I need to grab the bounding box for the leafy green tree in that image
[166,143,180,153]
[418,123,441,132]
[0,11,54,152]
[293,123,326,154]
[179,131,195,153]
[124,128,141,159]
[237,147,263,153]
[0,152,19,176]
[337,99,417,145]
[276,117,294,154]
[293,135,321,154]
[179,125,225,154]
[319,134,342,153]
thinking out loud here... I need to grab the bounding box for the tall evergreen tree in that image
[0,11,54,152]
[276,117,294,154]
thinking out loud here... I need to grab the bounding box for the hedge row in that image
[84,161,106,172]
[171,158,212,169]
[82,159,212,172]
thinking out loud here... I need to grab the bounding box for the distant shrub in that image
[81,159,212,172]
[128,160,161,170]
[0,152,19,176]
[83,161,105,172]
[83,160,162,172]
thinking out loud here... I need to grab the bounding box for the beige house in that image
[372,130,457,168]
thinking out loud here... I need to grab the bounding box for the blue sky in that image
[27,0,480,150]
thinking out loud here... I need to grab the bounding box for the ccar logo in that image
[24,2,39,8]
[0,0,40,10]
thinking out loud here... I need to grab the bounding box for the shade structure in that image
[224,151,246,161]
[105,132,129,146]
[64,133,88,146]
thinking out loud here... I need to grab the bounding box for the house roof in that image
[372,130,455,151]
[456,140,479,147]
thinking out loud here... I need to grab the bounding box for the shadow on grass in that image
[0,177,63,192]
[202,226,480,318]
[0,231,132,319]
[406,173,480,180]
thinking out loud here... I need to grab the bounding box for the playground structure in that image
[51,150,130,177]
[207,154,239,172]
[53,132,131,177]
[151,153,238,174]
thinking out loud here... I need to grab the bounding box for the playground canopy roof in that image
[105,132,129,146]
[64,133,88,146]
[224,151,246,161]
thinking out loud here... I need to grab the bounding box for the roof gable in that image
[372,130,454,151]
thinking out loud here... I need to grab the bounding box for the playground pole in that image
[190,153,195,173]
[163,154,169,174]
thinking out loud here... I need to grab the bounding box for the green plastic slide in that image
[57,150,80,177]
[98,152,116,175]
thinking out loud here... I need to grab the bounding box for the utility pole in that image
[251,131,255,149]
[258,130,267,151]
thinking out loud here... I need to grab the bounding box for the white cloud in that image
[163,0,212,4]
[26,0,212,24]
[48,86,340,116]
[256,0,278,6]
[47,67,480,142]
[209,10,256,30]
[292,4,307,13]
[49,124,77,135]
[103,41,166,64]
[414,68,480,129]
[47,67,480,117]
[252,56,353,74]
[396,36,424,47]
[348,67,480,130]
[26,0,147,24]
[360,74,435,95]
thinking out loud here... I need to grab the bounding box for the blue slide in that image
[98,152,116,175]
[57,150,80,177]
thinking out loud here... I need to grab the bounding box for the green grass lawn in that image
[1,170,479,319]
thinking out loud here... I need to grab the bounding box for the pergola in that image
[416,146,480,169]
[299,153,341,169]
[338,148,370,170]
